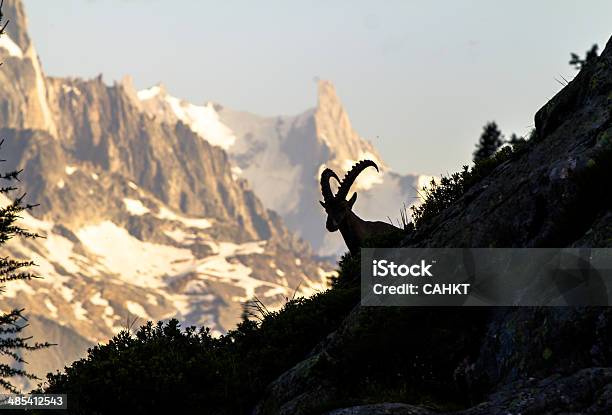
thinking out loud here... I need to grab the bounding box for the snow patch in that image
[208,240,266,257]
[90,292,108,307]
[57,179,65,189]
[62,84,82,96]
[1,279,36,298]
[137,85,236,150]
[43,232,81,275]
[2,196,55,232]
[126,301,149,319]
[123,198,150,216]
[146,294,159,306]
[164,228,194,244]
[340,151,384,191]
[163,95,236,150]
[73,301,88,321]
[137,85,162,101]
[0,34,23,58]
[44,298,58,318]
[231,166,243,180]
[76,221,194,288]
[65,165,77,175]
[191,241,269,300]
[128,181,138,190]
[159,239,273,302]
[157,207,212,229]
[58,285,75,303]
[90,292,116,329]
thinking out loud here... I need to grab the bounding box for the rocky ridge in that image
[0,0,331,389]
[135,79,433,256]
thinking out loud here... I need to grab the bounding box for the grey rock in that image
[456,368,612,415]
[325,403,434,415]
[254,35,612,414]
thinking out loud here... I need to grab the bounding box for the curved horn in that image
[336,159,379,200]
[320,168,341,202]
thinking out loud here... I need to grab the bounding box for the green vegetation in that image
[0,143,51,392]
[569,44,599,70]
[411,139,528,227]
[40,215,489,414]
[0,2,51,392]
[38,56,609,411]
[35,123,609,413]
[473,121,504,162]
[39,215,482,414]
[41,285,360,414]
[410,121,532,228]
[41,263,489,414]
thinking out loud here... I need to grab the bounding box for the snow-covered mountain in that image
[0,0,432,390]
[135,80,434,256]
[0,0,330,389]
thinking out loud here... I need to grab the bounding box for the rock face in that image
[324,403,434,415]
[0,0,56,135]
[136,79,433,256]
[253,35,612,414]
[0,0,332,389]
[320,368,612,415]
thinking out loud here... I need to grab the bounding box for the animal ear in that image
[348,193,357,208]
[319,201,326,208]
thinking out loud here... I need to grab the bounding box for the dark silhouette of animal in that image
[319,160,400,255]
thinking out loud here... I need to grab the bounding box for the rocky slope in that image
[135,79,433,256]
[253,35,612,414]
[0,0,331,389]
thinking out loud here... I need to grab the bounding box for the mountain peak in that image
[137,83,167,101]
[314,80,384,172]
[0,0,57,137]
[316,80,352,123]
[314,79,356,141]
[316,79,340,109]
[2,0,30,52]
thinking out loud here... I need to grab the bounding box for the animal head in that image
[319,160,379,232]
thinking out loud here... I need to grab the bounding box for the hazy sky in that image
[25,0,611,176]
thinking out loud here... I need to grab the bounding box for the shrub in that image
[411,142,528,227]
[42,284,359,414]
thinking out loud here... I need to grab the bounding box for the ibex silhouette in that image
[320,160,400,255]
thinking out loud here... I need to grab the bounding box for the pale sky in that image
[25,0,612,176]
